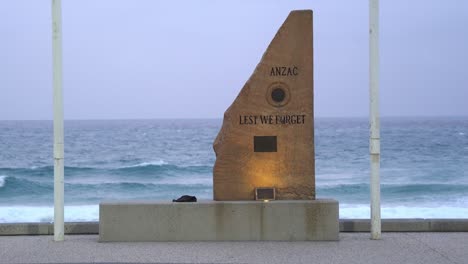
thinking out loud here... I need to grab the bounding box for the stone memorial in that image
[214,10,315,201]
[99,10,339,241]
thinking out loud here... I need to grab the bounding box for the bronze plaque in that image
[255,187,276,200]
[254,136,277,152]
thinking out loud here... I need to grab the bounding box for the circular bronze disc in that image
[266,82,291,107]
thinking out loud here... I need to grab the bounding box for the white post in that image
[369,0,381,240]
[52,0,65,242]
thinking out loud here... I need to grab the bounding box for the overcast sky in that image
[1,0,467,120]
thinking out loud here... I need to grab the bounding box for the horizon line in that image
[1,115,468,122]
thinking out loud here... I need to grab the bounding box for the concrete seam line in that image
[405,233,458,264]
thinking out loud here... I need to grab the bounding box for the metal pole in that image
[369,0,381,240]
[52,0,64,242]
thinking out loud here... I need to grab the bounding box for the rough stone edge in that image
[1,219,467,236]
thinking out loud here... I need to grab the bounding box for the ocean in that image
[0,117,467,223]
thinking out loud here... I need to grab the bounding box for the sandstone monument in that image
[100,10,339,241]
[213,10,315,201]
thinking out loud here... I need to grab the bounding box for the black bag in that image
[172,195,197,202]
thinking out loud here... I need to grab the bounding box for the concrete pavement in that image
[0,233,467,264]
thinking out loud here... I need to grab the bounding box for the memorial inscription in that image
[213,10,315,200]
[270,66,299,76]
[239,114,306,125]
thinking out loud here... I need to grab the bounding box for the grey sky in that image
[1,0,467,120]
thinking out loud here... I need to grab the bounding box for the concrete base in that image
[99,200,339,242]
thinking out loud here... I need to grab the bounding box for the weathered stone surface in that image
[213,10,314,201]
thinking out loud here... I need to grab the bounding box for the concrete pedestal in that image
[99,200,339,242]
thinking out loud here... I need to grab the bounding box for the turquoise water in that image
[0,117,467,222]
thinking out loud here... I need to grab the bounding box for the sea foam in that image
[120,160,168,168]
[0,205,99,223]
[0,175,6,188]
[340,204,468,219]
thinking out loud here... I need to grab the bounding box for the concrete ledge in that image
[0,222,98,236]
[99,200,339,241]
[1,219,468,236]
[340,219,468,232]
[0,222,50,235]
